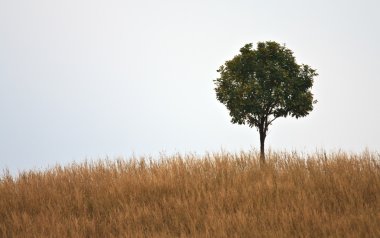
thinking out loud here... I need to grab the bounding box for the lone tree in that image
[214,41,318,163]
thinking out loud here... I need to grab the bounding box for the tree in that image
[214,41,318,164]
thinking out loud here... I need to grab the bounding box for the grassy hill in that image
[1,151,379,237]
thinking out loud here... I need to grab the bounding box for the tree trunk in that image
[259,130,266,164]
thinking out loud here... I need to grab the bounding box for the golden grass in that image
[1,151,380,237]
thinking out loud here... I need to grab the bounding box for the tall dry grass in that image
[0,151,380,237]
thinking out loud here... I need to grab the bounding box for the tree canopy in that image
[214,41,318,162]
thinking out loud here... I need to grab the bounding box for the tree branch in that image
[268,116,278,125]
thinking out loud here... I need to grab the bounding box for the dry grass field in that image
[1,151,379,237]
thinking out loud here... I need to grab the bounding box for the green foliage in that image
[215,41,318,131]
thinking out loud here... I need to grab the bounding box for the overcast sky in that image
[1,0,379,174]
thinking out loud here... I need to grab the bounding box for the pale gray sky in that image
[1,0,379,174]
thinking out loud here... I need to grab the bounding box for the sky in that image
[1,0,379,174]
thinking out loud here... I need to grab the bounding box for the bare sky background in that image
[1,0,379,174]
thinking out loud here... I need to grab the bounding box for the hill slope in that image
[1,151,380,237]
